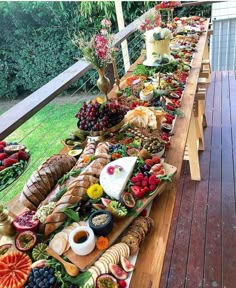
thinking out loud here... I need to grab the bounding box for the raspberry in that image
[152,156,161,164]
[140,209,147,217]
[145,159,154,166]
[150,184,157,190]
[119,280,127,288]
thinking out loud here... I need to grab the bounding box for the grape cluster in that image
[75,101,127,131]
[25,267,56,288]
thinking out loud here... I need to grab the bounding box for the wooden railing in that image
[0,1,214,141]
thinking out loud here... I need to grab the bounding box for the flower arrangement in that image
[146,27,173,42]
[72,19,117,69]
[155,1,182,10]
[139,10,162,32]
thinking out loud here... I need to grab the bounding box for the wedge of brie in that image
[100,157,137,200]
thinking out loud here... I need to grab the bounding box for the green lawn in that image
[0,100,83,204]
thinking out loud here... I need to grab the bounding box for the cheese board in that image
[64,162,176,271]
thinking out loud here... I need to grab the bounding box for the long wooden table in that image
[2,19,210,288]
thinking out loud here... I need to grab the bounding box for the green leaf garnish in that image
[63,207,80,222]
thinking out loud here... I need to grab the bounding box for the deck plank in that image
[185,71,216,288]
[203,71,222,288]
[222,70,236,288]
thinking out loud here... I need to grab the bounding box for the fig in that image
[101,197,112,207]
[107,201,128,218]
[32,243,49,261]
[92,203,106,210]
[120,256,135,272]
[109,263,128,280]
[13,210,39,232]
[0,243,12,256]
[15,230,37,252]
[122,192,136,208]
[96,274,118,288]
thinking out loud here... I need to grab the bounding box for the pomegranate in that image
[13,210,39,232]
[15,230,37,252]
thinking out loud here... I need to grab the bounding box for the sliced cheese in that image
[99,157,137,200]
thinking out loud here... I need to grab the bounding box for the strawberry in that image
[140,209,147,217]
[18,150,29,161]
[107,166,115,175]
[141,180,148,187]
[145,159,154,166]
[0,141,6,147]
[9,152,19,160]
[119,280,127,288]
[3,158,17,167]
[152,156,161,164]
[131,186,146,199]
[0,153,7,160]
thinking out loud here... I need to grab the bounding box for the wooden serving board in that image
[64,162,177,271]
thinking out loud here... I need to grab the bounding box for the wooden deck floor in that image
[160,71,236,288]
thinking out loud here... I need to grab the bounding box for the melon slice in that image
[100,157,137,200]
[0,251,31,288]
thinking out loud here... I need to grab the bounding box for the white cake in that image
[144,27,173,66]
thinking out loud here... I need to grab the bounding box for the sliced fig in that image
[13,210,39,232]
[120,256,135,272]
[96,273,118,288]
[15,230,37,252]
[101,197,112,207]
[109,263,128,280]
[0,243,12,256]
[92,203,106,210]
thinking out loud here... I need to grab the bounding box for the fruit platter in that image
[0,141,30,191]
[0,15,207,288]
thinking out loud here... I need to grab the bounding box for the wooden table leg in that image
[130,183,176,288]
[187,112,201,181]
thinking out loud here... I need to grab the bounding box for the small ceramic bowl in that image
[161,123,172,134]
[89,210,113,236]
[69,226,95,256]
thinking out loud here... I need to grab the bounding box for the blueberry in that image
[36,279,41,285]
[33,271,39,278]
[49,277,56,284]
[39,281,44,286]
[25,286,29,288]
[44,270,49,276]
[49,268,54,274]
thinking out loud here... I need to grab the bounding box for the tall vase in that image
[96,68,111,102]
